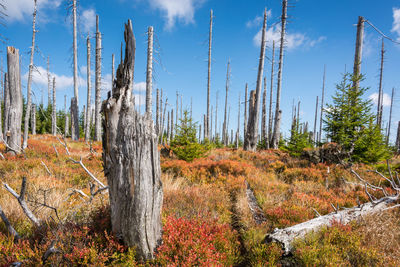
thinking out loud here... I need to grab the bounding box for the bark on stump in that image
[102,20,163,260]
[6,47,23,155]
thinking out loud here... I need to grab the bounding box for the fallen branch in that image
[52,144,59,157]
[264,167,400,255]
[0,204,20,240]
[56,136,70,156]
[68,157,106,188]
[41,161,52,176]
[0,152,5,160]
[245,180,266,224]
[3,177,40,227]
[42,240,60,264]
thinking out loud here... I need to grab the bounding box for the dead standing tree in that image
[222,59,230,145]
[5,47,23,155]
[145,26,153,115]
[52,77,56,136]
[271,0,287,149]
[71,0,79,140]
[94,15,102,141]
[85,35,92,141]
[244,8,267,151]
[102,20,163,260]
[205,9,213,140]
[22,0,37,149]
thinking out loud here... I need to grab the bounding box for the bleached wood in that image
[102,20,162,259]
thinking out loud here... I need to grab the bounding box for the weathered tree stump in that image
[102,20,163,260]
[6,47,23,155]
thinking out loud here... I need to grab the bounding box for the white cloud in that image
[253,24,323,50]
[133,94,146,106]
[144,0,205,29]
[246,10,271,28]
[133,81,146,91]
[24,66,85,90]
[369,92,391,107]
[81,8,96,33]
[3,0,61,22]
[391,7,400,41]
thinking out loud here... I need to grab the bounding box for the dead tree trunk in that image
[318,65,326,144]
[23,0,37,149]
[31,104,36,135]
[244,83,248,138]
[313,96,319,144]
[6,47,23,155]
[94,15,102,141]
[145,26,153,115]
[215,91,218,140]
[352,16,364,93]
[112,53,115,87]
[47,56,51,107]
[377,38,385,128]
[206,9,213,140]
[244,8,267,151]
[85,35,92,141]
[156,89,160,136]
[171,109,174,140]
[236,92,240,148]
[265,168,400,255]
[102,21,162,259]
[71,97,79,139]
[52,77,56,136]
[396,121,400,153]
[64,95,69,137]
[72,0,79,140]
[3,73,9,137]
[261,76,267,144]
[268,41,275,148]
[271,0,287,149]
[386,87,394,144]
[223,60,230,146]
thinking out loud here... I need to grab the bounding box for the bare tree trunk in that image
[6,47,23,155]
[47,56,51,107]
[102,20,163,253]
[222,60,230,145]
[352,16,364,92]
[171,109,174,140]
[94,15,102,141]
[318,65,326,144]
[71,97,79,139]
[227,106,230,145]
[244,83,248,138]
[210,105,213,140]
[112,53,115,87]
[244,8,267,151]
[23,0,37,149]
[377,38,384,128]
[85,36,92,141]
[180,95,183,122]
[31,104,36,135]
[145,26,153,115]
[4,73,9,136]
[83,104,86,130]
[156,89,159,136]
[166,111,170,145]
[236,92,240,148]
[313,96,319,145]
[64,95,69,137]
[72,0,79,140]
[261,76,267,144]
[103,21,163,255]
[396,121,400,153]
[52,77,56,136]
[387,87,394,144]
[271,1,287,149]
[199,124,202,143]
[175,91,178,129]
[268,41,275,148]
[160,98,168,144]
[206,9,213,140]
[215,91,218,140]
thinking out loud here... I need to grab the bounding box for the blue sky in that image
[1,0,400,143]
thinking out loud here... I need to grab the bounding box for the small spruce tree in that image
[171,110,210,162]
[324,73,389,163]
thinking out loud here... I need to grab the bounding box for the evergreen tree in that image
[324,73,389,162]
[171,110,210,162]
[285,118,312,157]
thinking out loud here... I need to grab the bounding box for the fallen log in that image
[264,166,400,255]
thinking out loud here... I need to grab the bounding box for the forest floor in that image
[0,134,399,266]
